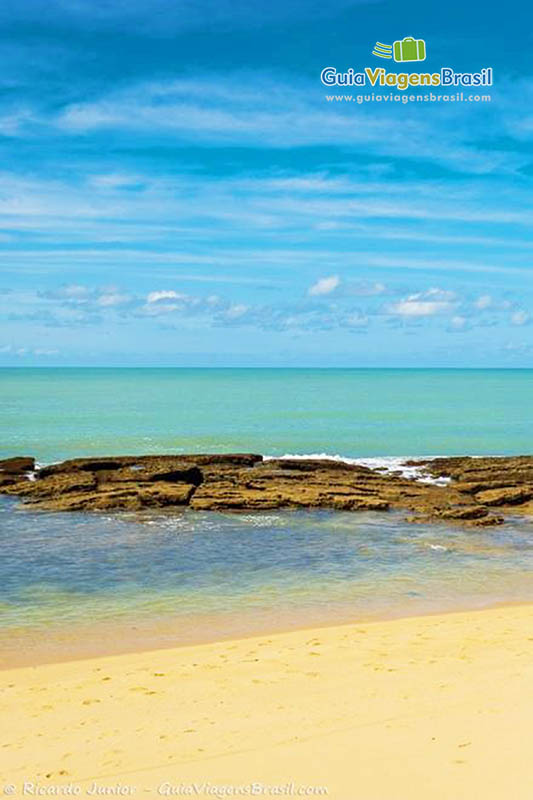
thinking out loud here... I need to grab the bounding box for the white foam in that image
[264,453,451,486]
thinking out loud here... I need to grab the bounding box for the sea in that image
[1,367,533,664]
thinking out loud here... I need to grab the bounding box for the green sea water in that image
[2,367,533,661]
[1,367,532,462]
[2,499,533,664]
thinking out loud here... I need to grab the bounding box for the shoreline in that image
[2,604,533,798]
[2,595,533,671]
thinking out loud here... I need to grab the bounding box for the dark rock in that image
[3,471,96,498]
[474,486,533,506]
[2,452,533,525]
[147,467,203,486]
[437,505,489,520]
[475,515,505,526]
[0,456,35,474]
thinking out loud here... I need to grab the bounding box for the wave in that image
[264,453,451,486]
[30,452,453,486]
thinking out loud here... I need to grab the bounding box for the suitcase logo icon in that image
[393,37,426,62]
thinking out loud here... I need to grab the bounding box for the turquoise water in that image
[2,367,533,661]
[1,368,533,462]
[2,497,533,655]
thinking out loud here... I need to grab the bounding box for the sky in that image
[0,0,532,367]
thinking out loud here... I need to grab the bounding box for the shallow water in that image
[2,497,533,663]
[2,367,533,665]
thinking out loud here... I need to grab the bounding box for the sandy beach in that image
[2,604,533,799]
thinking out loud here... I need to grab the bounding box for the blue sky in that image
[0,0,532,366]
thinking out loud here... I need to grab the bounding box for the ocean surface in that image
[1,367,533,462]
[1,368,533,663]
[2,498,533,664]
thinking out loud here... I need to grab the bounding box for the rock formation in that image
[2,452,533,525]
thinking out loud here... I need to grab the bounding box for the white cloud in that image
[511,310,530,326]
[0,344,58,357]
[475,294,492,310]
[308,275,340,296]
[97,292,131,307]
[147,290,188,304]
[503,341,533,355]
[345,312,369,328]
[88,173,143,190]
[387,288,457,318]
[54,284,92,302]
[52,74,523,176]
[450,315,467,330]
[142,302,181,316]
[3,165,533,281]
[225,304,249,319]
[346,281,387,297]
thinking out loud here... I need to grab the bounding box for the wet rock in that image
[0,456,36,490]
[437,505,489,520]
[474,486,533,506]
[4,471,97,498]
[470,515,505,527]
[0,456,35,474]
[2,452,533,524]
[39,453,261,478]
[24,481,196,511]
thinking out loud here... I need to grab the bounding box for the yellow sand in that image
[2,605,533,799]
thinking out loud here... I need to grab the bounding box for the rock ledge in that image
[3,453,533,525]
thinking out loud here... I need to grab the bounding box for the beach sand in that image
[2,605,533,799]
